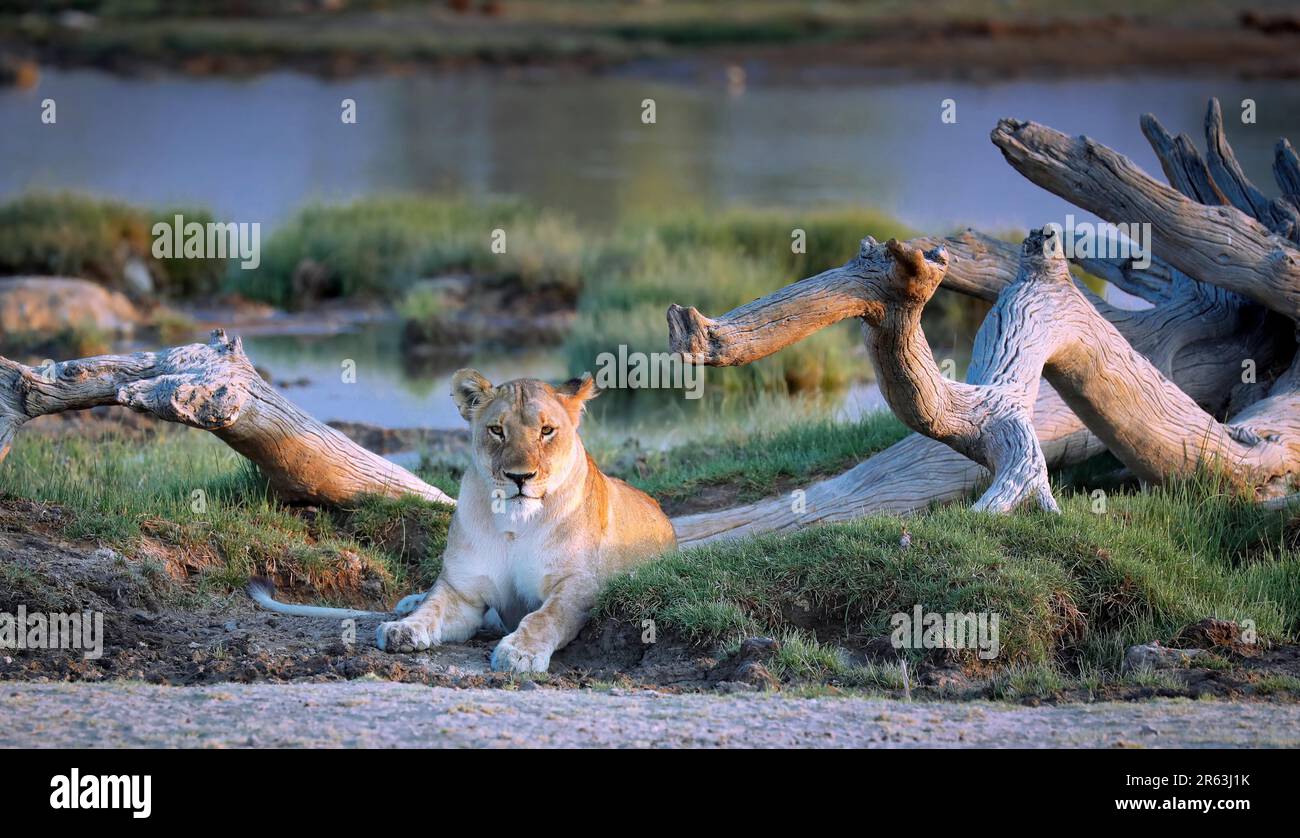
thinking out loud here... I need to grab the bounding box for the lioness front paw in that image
[490,634,551,673]
[377,619,433,653]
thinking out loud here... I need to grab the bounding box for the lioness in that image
[375,369,676,672]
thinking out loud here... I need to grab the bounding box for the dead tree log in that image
[670,98,1300,545]
[0,330,455,508]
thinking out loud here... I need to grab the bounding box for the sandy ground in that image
[3,681,1299,748]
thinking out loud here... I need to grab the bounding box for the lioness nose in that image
[504,471,537,489]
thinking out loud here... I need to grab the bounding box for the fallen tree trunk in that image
[0,330,455,508]
[991,108,1300,319]
[6,100,1295,550]
[671,98,1300,545]
[670,233,1292,544]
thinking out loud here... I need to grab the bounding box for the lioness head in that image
[451,369,598,518]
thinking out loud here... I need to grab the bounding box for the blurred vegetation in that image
[0,191,977,397]
[1,0,1280,78]
[0,321,112,358]
[0,193,227,299]
[230,196,585,309]
[220,196,921,397]
[565,206,914,397]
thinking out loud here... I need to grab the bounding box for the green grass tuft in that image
[614,410,909,507]
[565,207,914,398]
[230,196,585,309]
[597,475,1300,674]
[0,193,228,299]
[0,428,453,605]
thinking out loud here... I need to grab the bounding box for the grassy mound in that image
[0,428,455,605]
[4,413,1299,698]
[597,475,1300,683]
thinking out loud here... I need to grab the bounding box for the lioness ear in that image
[556,372,598,423]
[450,369,494,422]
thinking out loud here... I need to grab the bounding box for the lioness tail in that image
[245,576,390,619]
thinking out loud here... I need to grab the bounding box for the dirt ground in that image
[4,681,1298,748]
[4,510,1300,708]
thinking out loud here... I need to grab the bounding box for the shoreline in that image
[4,13,1300,86]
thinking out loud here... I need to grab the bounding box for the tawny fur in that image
[376,369,676,672]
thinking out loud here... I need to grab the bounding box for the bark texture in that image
[0,330,455,508]
[670,98,1300,545]
[6,99,1298,549]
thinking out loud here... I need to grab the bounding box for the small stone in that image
[1124,642,1204,672]
[738,636,780,661]
[734,661,780,691]
[223,620,238,632]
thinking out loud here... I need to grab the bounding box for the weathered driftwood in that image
[0,330,455,507]
[670,98,1300,545]
[6,99,1297,550]
[991,113,1300,319]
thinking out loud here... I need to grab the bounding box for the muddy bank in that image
[708,16,1300,83]
[400,275,575,360]
[0,517,732,691]
[3,515,1300,703]
[6,12,1300,82]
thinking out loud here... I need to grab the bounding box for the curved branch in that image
[667,228,1184,367]
[670,227,1297,543]
[666,264,874,367]
[858,238,1057,511]
[0,330,456,508]
[992,117,1300,321]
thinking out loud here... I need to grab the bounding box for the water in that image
[243,326,567,429]
[242,322,887,440]
[5,69,1299,432]
[5,70,1298,232]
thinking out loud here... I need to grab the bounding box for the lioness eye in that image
[488,425,504,438]
[541,426,555,437]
